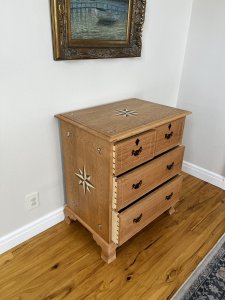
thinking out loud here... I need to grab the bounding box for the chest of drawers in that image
[56,98,191,263]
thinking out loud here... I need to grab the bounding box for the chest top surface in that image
[56,98,191,141]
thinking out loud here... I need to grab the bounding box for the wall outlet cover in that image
[25,192,40,210]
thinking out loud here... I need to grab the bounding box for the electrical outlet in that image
[25,192,40,210]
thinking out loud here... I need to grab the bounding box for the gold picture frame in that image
[50,0,146,60]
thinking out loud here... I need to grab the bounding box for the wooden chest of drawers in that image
[56,98,191,263]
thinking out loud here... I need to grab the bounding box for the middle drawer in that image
[114,146,184,211]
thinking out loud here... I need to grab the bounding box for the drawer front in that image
[113,130,156,176]
[115,146,184,211]
[155,118,185,156]
[113,175,183,245]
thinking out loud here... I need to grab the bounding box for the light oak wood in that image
[92,234,117,264]
[114,129,156,176]
[64,206,117,264]
[56,98,191,141]
[117,175,183,245]
[64,215,72,225]
[1,174,225,299]
[0,252,14,268]
[60,121,112,242]
[56,99,190,263]
[169,206,176,215]
[155,117,185,156]
[116,146,184,210]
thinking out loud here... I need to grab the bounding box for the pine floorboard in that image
[1,173,225,300]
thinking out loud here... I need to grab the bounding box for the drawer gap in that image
[118,174,181,213]
[116,145,182,178]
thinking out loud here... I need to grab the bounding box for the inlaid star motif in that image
[75,166,95,195]
[115,108,138,117]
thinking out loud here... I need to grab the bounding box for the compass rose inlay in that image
[115,108,138,117]
[75,166,95,194]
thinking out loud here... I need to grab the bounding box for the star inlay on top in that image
[115,108,138,117]
[75,166,95,195]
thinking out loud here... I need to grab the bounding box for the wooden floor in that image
[1,174,225,300]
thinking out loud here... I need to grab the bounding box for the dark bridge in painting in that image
[71,1,128,14]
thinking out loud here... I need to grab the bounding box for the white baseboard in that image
[182,161,225,190]
[0,207,64,255]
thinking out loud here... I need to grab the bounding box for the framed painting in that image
[50,0,146,60]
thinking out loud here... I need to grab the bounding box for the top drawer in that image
[155,118,185,156]
[113,130,156,176]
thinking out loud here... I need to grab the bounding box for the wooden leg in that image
[63,206,117,263]
[93,234,117,264]
[169,206,176,215]
[65,215,72,225]
[64,207,76,225]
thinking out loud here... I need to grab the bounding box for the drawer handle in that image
[165,132,173,139]
[133,213,143,223]
[165,192,173,200]
[135,138,140,146]
[132,146,143,157]
[132,180,142,190]
[167,162,174,170]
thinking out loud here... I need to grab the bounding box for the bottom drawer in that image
[112,175,183,245]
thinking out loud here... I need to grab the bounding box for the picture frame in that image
[50,0,146,60]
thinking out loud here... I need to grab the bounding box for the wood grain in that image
[55,99,191,141]
[57,100,190,262]
[155,117,185,156]
[114,129,156,176]
[118,175,183,245]
[116,146,184,210]
[0,174,225,299]
[60,121,112,242]
[64,206,117,264]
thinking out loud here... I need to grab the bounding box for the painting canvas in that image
[50,0,146,60]
[70,0,130,42]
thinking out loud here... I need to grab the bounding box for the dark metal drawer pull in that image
[165,192,173,200]
[133,213,143,223]
[135,138,140,146]
[167,162,174,170]
[165,131,173,139]
[132,180,142,190]
[132,146,143,156]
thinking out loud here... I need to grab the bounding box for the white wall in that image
[177,0,225,178]
[0,0,193,237]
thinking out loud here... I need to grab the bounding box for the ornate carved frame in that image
[50,0,146,60]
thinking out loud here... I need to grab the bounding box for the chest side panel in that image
[60,121,111,242]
